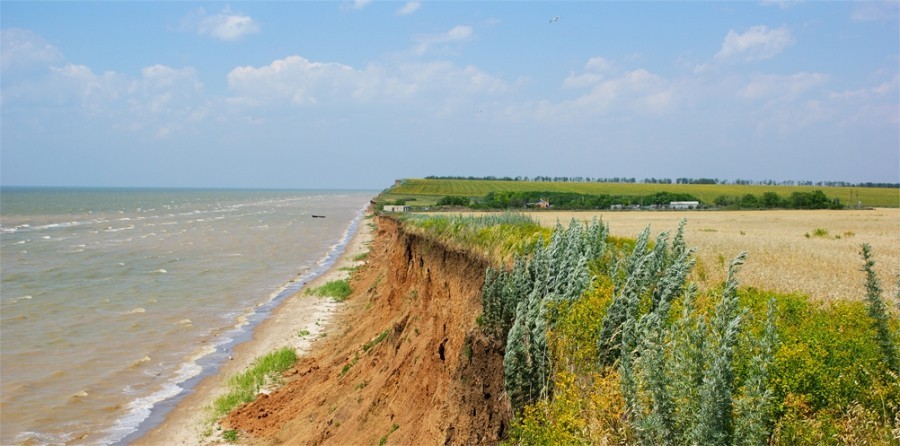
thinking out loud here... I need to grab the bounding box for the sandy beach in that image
[134,213,375,445]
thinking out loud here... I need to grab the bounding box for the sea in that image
[0,187,374,445]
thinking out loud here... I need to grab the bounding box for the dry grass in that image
[439,209,900,303]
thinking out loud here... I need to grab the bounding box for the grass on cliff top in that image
[399,212,550,263]
[383,178,900,208]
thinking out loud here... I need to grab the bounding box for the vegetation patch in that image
[362,329,390,352]
[400,212,549,262]
[210,347,298,419]
[456,215,899,444]
[306,279,353,302]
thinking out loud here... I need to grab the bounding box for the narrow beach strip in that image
[129,211,374,445]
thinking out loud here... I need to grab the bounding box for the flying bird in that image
[549,16,561,24]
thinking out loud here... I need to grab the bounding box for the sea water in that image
[0,188,374,445]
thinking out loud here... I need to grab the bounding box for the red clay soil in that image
[224,216,512,445]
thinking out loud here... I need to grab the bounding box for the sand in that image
[134,214,375,445]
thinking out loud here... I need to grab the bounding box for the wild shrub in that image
[860,243,899,373]
[478,218,608,411]
[478,216,899,444]
[504,219,608,411]
[605,222,779,445]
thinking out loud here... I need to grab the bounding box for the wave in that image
[100,355,207,445]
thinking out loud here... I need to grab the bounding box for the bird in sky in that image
[549,16,561,24]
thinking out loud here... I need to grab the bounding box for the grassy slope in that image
[381,178,899,208]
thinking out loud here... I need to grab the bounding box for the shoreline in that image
[132,210,375,445]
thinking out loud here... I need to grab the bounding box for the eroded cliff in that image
[225,216,511,445]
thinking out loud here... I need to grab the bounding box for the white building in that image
[383,205,410,212]
[670,201,700,210]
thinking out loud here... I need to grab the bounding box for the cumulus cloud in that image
[563,57,613,88]
[227,56,360,106]
[225,54,507,111]
[715,25,793,62]
[566,68,674,115]
[397,1,421,16]
[190,6,260,41]
[1,28,64,72]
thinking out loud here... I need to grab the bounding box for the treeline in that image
[425,175,899,188]
[713,190,843,210]
[475,191,697,210]
[432,189,846,210]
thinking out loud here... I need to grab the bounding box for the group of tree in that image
[431,189,847,210]
[471,191,698,210]
[424,175,899,188]
[714,190,843,210]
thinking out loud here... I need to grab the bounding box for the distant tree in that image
[436,196,470,207]
[740,194,760,209]
[761,192,783,208]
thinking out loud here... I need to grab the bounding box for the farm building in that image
[670,201,700,210]
[383,205,410,212]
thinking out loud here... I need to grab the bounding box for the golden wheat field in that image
[452,209,900,303]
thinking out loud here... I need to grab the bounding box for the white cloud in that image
[715,25,793,62]
[341,0,372,12]
[563,57,613,88]
[397,1,421,16]
[831,74,899,101]
[829,75,900,126]
[851,1,900,21]
[569,68,674,115]
[1,28,64,72]
[411,25,474,55]
[227,56,359,106]
[193,6,260,41]
[760,0,804,9]
[225,54,508,112]
[739,72,828,100]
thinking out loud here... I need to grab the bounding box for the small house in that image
[383,205,410,212]
[670,201,700,210]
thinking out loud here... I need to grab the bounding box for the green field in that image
[380,178,900,208]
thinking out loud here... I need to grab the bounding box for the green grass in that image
[306,279,353,301]
[210,347,298,419]
[399,212,550,262]
[380,178,899,208]
[362,329,390,352]
[222,429,238,443]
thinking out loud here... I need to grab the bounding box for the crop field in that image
[385,178,900,208]
[440,208,900,303]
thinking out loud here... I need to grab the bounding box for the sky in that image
[1,1,898,190]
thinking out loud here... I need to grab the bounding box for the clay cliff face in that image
[225,216,511,445]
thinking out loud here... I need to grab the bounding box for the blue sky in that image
[2,1,898,189]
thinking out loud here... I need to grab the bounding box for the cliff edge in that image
[225,216,511,445]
